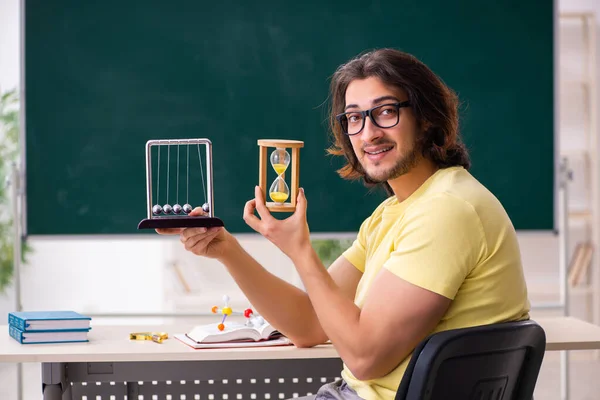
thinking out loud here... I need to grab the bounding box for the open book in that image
[189,320,283,343]
[175,320,292,349]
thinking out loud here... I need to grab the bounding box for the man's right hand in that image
[155,207,232,260]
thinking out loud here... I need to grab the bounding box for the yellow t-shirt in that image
[341,166,530,400]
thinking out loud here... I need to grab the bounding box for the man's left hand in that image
[243,186,311,261]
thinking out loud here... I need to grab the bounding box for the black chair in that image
[395,319,546,400]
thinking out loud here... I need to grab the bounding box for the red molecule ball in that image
[244,308,254,318]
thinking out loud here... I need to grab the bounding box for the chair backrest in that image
[395,319,546,400]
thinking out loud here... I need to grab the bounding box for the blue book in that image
[9,325,90,344]
[8,311,91,332]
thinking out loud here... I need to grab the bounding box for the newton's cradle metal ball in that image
[152,203,208,215]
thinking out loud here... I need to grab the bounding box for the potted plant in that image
[0,88,31,293]
[311,237,354,268]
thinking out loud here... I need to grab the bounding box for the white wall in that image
[0,0,19,93]
[559,2,600,158]
[0,0,21,318]
[0,0,596,322]
[562,0,600,17]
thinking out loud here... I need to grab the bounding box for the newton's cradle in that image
[138,138,303,230]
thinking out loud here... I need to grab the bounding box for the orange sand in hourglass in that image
[272,164,287,176]
[270,163,289,203]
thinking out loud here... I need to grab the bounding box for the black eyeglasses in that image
[335,101,411,136]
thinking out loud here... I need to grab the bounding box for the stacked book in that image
[8,311,92,344]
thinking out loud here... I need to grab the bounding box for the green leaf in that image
[311,238,354,268]
[0,87,33,293]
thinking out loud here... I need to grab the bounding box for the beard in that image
[363,142,420,183]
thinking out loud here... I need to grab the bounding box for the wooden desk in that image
[0,324,338,363]
[1,316,599,399]
[537,316,600,351]
[0,324,342,400]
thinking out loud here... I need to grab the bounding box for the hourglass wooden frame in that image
[258,139,304,212]
[138,138,225,229]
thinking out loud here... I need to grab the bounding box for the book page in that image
[175,334,292,349]
[257,322,281,339]
[187,322,262,343]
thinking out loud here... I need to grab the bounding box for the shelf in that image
[560,80,591,88]
[570,285,594,295]
[569,210,592,218]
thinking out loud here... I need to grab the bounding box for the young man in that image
[158,48,530,400]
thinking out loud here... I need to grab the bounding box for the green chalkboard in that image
[24,0,554,235]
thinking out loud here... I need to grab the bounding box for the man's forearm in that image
[293,249,370,371]
[218,238,327,346]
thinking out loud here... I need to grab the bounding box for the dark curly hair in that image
[327,48,470,195]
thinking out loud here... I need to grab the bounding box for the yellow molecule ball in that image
[222,307,232,316]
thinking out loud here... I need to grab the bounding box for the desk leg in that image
[561,351,570,400]
[42,385,61,400]
[17,362,23,400]
[41,363,72,400]
[127,382,139,398]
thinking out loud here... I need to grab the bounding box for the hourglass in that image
[258,139,304,212]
